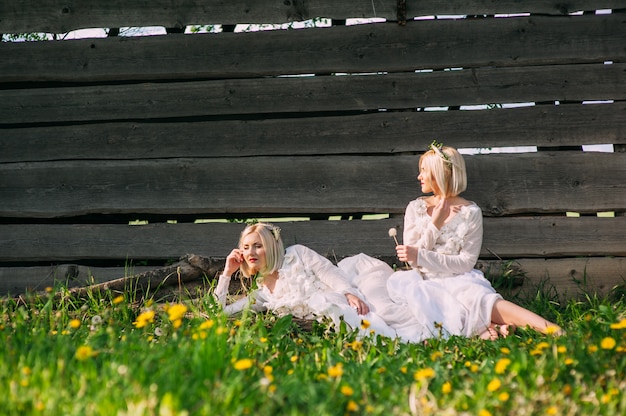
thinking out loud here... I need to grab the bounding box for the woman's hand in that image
[396,244,418,267]
[345,293,370,315]
[224,248,244,276]
[431,197,462,229]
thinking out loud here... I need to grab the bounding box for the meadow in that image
[1,278,624,416]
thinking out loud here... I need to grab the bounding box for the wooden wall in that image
[1,0,625,298]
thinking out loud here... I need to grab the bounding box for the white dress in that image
[392,197,503,337]
[214,244,398,339]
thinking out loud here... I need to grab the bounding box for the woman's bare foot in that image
[480,323,516,340]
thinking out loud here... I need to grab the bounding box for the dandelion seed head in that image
[388,228,397,237]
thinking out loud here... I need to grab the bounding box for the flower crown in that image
[265,224,281,241]
[430,140,452,164]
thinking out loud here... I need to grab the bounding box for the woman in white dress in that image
[394,141,563,339]
[214,222,400,339]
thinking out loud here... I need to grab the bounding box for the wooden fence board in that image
[0,265,155,295]
[1,0,623,33]
[2,103,624,163]
[477,257,626,300]
[1,217,625,262]
[1,153,624,218]
[2,14,625,82]
[2,257,624,298]
[1,63,624,125]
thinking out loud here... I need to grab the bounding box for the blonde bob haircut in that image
[419,146,467,197]
[238,222,285,278]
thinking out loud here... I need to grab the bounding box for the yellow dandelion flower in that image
[478,410,492,416]
[601,394,611,404]
[564,358,574,365]
[546,406,558,415]
[268,384,277,393]
[588,345,598,353]
[69,319,81,329]
[500,347,510,354]
[601,337,616,350]
[260,337,268,343]
[557,345,567,354]
[216,326,227,335]
[75,345,94,361]
[341,385,354,396]
[113,295,124,305]
[530,349,543,356]
[199,319,215,330]
[133,310,155,328]
[233,358,254,371]
[166,304,187,322]
[563,384,572,395]
[413,367,435,381]
[470,364,479,373]
[430,351,443,360]
[361,319,370,329]
[317,374,328,381]
[545,325,560,335]
[287,369,294,375]
[464,361,471,368]
[610,318,626,329]
[346,400,359,412]
[21,367,32,376]
[377,367,386,374]
[536,341,550,350]
[487,378,501,392]
[495,358,511,374]
[349,340,363,351]
[290,355,298,362]
[498,392,509,402]
[328,363,344,378]
[172,319,183,329]
[400,366,407,374]
[45,287,53,293]
[442,381,452,394]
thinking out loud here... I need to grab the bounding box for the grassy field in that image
[1,280,624,415]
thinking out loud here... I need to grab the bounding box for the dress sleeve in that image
[417,206,483,275]
[403,199,439,251]
[294,245,358,296]
[214,274,267,315]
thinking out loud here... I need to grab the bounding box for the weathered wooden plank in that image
[476,257,626,300]
[1,0,623,33]
[0,217,625,262]
[1,63,623,125]
[1,153,624,217]
[2,14,624,83]
[2,103,624,163]
[2,257,624,298]
[0,265,155,295]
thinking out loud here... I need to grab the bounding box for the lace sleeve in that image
[403,199,439,252]
[215,274,267,315]
[294,245,357,296]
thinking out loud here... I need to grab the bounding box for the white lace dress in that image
[390,197,503,337]
[214,244,397,339]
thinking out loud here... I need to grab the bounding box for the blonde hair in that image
[238,222,285,278]
[419,146,467,197]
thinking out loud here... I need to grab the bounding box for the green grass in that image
[1,283,625,416]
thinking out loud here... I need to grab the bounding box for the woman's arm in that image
[293,245,369,314]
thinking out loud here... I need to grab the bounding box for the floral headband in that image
[429,140,453,165]
[264,224,281,241]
